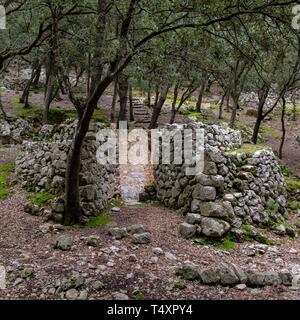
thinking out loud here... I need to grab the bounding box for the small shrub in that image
[132,290,145,300]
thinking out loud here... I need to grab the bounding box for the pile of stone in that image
[0,117,34,144]
[176,262,294,288]
[155,122,287,238]
[16,120,118,218]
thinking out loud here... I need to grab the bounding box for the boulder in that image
[108,228,128,240]
[132,232,151,244]
[55,235,73,251]
[176,264,200,281]
[179,223,197,239]
[186,213,202,225]
[192,185,216,201]
[200,201,235,222]
[201,217,231,238]
[200,268,220,284]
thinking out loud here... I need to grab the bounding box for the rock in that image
[186,213,202,225]
[179,223,197,239]
[275,224,286,236]
[132,232,151,245]
[92,280,105,291]
[39,223,54,234]
[279,272,293,286]
[201,217,230,238]
[108,228,128,240]
[78,290,88,300]
[176,264,200,281]
[200,201,235,221]
[192,185,216,201]
[112,292,129,300]
[235,284,247,290]
[111,207,121,213]
[20,267,34,279]
[24,203,40,216]
[61,274,85,291]
[218,263,240,286]
[55,235,73,251]
[191,200,201,213]
[165,252,177,261]
[247,271,281,287]
[127,224,148,235]
[149,256,159,264]
[200,268,220,284]
[152,247,164,255]
[65,289,79,300]
[86,235,100,247]
[128,254,138,262]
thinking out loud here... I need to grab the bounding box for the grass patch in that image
[288,200,300,213]
[28,192,56,207]
[11,95,23,107]
[180,109,212,123]
[0,162,15,200]
[229,143,272,156]
[286,177,300,193]
[92,109,111,126]
[211,102,220,110]
[217,238,236,251]
[84,213,114,228]
[260,125,281,139]
[174,282,186,290]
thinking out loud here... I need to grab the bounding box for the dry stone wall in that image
[15,120,118,220]
[154,123,287,239]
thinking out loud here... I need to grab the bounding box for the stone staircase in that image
[131,98,152,128]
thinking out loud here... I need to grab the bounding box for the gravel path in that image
[0,185,300,300]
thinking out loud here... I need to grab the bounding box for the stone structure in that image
[154,123,287,238]
[15,120,118,220]
[0,117,34,144]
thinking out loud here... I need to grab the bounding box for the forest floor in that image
[0,157,300,300]
[0,89,300,300]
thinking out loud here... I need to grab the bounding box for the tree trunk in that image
[229,94,239,128]
[218,92,226,120]
[87,53,91,96]
[170,83,179,124]
[110,79,118,123]
[129,85,134,122]
[225,94,230,112]
[20,65,38,108]
[43,72,55,124]
[196,82,206,113]
[154,85,160,107]
[252,87,269,144]
[117,74,129,123]
[279,97,286,160]
[147,81,152,107]
[32,65,41,88]
[149,84,171,129]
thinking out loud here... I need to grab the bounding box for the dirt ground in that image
[0,181,299,300]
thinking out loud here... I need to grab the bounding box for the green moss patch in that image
[286,177,300,193]
[229,143,272,156]
[180,109,212,123]
[0,162,15,200]
[28,192,56,207]
[84,214,114,228]
[260,125,281,139]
